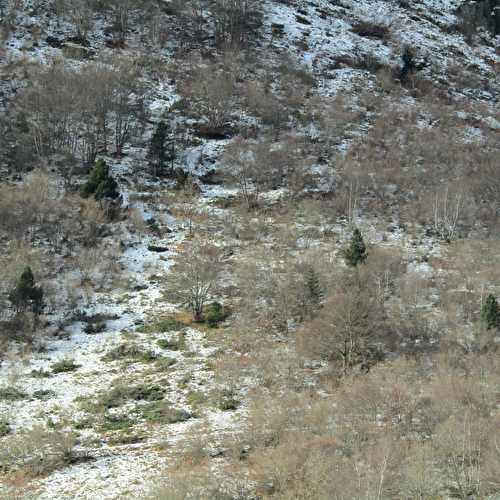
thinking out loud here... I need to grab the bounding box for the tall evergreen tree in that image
[343,228,367,267]
[400,45,416,82]
[148,121,168,177]
[305,265,323,307]
[148,121,175,177]
[8,267,44,315]
[299,265,324,320]
[481,294,499,330]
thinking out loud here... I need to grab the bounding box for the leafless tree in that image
[299,283,384,375]
[222,138,263,209]
[165,240,223,322]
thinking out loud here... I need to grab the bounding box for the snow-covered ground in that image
[0,173,247,497]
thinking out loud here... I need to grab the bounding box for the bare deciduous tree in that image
[165,240,223,322]
[222,138,269,209]
[299,283,384,375]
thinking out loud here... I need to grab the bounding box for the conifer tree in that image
[305,265,323,307]
[8,267,44,315]
[343,228,367,267]
[80,159,119,200]
[148,121,168,177]
[400,45,416,82]
[481,294,499,330]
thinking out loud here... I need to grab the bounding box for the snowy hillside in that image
[0,0,499,498]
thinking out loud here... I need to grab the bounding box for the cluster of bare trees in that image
[0,170,114,252]
[221,137,314,209]
[53,0,142,44]
[210,0,263,48]
[15,59,145,166]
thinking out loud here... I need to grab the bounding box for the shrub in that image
[137,316,186,334]
[0,420,11,437]
[141,401,192,425]
[33,389,57,401]
[0,386,28,400]
[217,389,240,411]
[157,338,177,350]
[51,358,80,373]
[102,343,158,363]
[352,20,391,39]
[157,331,186,350]
[0,426,76,478]
[205,302,226,328]
[97,383,165,409]
[155,317,186,332]
[106,431,145,446]
[31,368,52,378]
[187,390,208,410]
[155,356,177,371]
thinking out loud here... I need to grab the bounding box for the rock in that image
[384,184,398,196]
[147,244,169,253]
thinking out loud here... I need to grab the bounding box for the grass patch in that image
[162,308,229,334]
[106,431,145,446]
[157,330,186,351]
[31,368,52,378]
[0,387,28,401]
[0,426,76,478]
[51,359,80,374]
[187,390,208,410]
[102,343,158,363]
[96,382,165,410]
[100,414,134,432]
[73,416,95,430]
[155,356,177,371]
[136,315,187,334]
[178,373,192,390]
[141,401,192,425]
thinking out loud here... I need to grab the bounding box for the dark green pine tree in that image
[148,121,169,177]
[305,265,323,307]
[343,228,367,267]
[8,266,44,315]
[481,294,499,330]
[80,159,119,200]
[94,174,119,201]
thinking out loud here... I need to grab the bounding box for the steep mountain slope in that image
[0,0,499,498]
